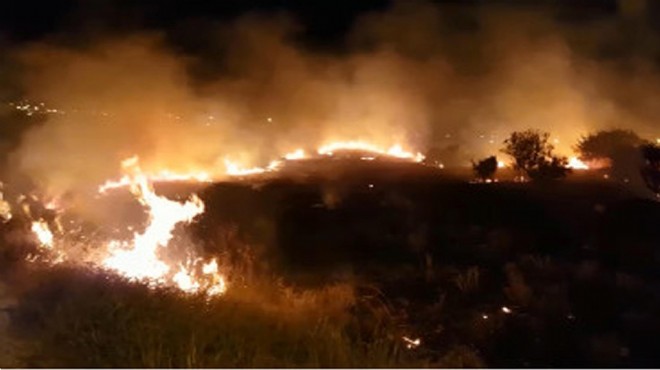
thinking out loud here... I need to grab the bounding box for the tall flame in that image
[100,156,226,295]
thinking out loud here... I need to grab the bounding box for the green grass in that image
[8,266,429,368]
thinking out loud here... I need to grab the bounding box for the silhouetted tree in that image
[528,156,571,181]
[472,156,497,181]
[502,130,569,181]
[575,129,645,162]
[641,143,660,195]
[575,129,647,181]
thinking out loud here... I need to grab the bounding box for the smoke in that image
[4,0,660,199]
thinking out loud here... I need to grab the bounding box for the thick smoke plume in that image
[4,0,660,199]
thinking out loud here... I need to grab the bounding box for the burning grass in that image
[6,265,429,368]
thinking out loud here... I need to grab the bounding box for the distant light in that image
[267,117,273,123]
[603,174,610,179]
[368,184,374,189]
[482,314,489,320]
[497,161,506,168]
[502,306,512,314]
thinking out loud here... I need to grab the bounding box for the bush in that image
[472,156,498,182]
[502,130,570,181]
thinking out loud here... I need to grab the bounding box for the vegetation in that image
[7,266,428,368]
[472,156,497,182]
[641,143,660,194]
[576,129,647,181]
[575,129,645,162]
[502,130,570,181]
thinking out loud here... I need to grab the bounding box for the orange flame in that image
[317,141,424,162]
[31,220,54,248]
[567,156,589,170]
[99,156,226,295]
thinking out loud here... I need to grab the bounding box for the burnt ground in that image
[164,156,660,367]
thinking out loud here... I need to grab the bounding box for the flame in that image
[98,156,226,295]
[99,171,212,193]
[0,189,11,222]
[101,141,426,185]
[317,141,424,162]
[99,156,213,192]
[224,158,283,177]
[284,148,306,160]
[568,156,589,170]
[172,264,201,293]
[31,220,54,248]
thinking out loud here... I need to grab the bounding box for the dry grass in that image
[6,265,428,368]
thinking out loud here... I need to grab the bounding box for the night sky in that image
[0,1,655,47]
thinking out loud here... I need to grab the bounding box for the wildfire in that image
[99,170,212,193]
[99,156,226,295]
[20,156,227,296]
[31,220,54,248]
[317,141,424,162]
[283,148,306,160]
[567,156,589,170]
[224,158,282,177]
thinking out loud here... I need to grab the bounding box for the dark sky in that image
[0,0,639,47]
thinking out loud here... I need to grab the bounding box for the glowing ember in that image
[402,336,422,349]
[31,220,53,248]
[317,141,424,162]
[502,306,512,314]
[568,156,589,170]
[497,161,507,169]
